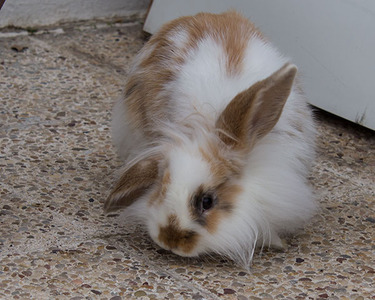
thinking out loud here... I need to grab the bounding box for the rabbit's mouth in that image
[152,237,201,257]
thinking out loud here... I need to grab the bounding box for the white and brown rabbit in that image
[105,11,316,267]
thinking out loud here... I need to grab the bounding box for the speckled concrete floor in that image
[0,18,374,300]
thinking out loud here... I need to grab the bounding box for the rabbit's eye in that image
[202,194,213,210]
[196,192,216,214]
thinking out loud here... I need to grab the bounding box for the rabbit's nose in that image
[156,214,199,256]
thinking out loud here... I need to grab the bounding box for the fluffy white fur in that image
[111,16,316,268]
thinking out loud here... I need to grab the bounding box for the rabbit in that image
[105,11,316,268]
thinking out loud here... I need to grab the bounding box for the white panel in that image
[144,0,375,130]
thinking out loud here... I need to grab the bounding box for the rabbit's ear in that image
[104,158,159,213]
[216,63,297,150]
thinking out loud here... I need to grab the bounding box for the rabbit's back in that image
[113,11,314,159]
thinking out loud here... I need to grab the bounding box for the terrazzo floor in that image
[0,18,374,300]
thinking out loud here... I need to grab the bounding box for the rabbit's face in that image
[146,142,242,257]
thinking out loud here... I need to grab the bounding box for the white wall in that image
[0,0,150,28]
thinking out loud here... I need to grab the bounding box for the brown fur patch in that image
[189,181,242,234]
[199,144,242,183]
[149,169,170,206]
[158,215,199,254]
[104,158,159,212]
[205,184,242,233]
